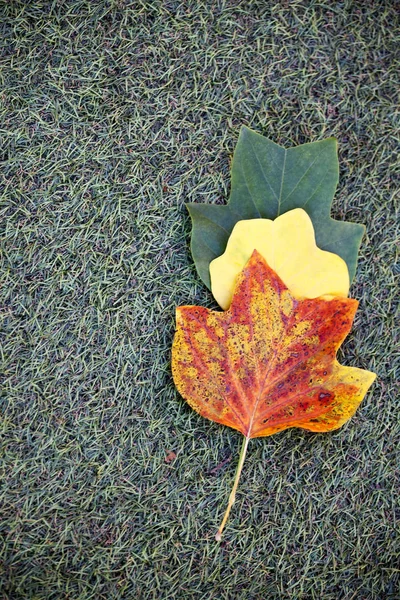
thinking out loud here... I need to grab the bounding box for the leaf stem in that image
[215,435,250,541]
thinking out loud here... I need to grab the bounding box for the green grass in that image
[0,1,399,598]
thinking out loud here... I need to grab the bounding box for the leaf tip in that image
[215,531,222,542]
[185,203,195,216]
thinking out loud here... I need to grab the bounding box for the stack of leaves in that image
[172,127,376,540]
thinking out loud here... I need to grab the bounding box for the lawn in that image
[0,1,399,599]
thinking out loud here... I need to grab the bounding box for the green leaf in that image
[187,126,365,289]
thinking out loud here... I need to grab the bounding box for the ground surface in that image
[0,1,399,599]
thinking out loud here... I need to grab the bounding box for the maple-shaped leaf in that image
[172,251,375,539]
[187,126,365,289]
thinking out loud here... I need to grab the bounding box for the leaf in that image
[210,208,350,310]
[187,126,365,289]
[173,250,375,438]
[165,450,177,463]
[172,251,376,538]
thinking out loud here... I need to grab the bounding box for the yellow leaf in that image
[210,208,350,310]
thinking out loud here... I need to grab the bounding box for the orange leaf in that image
[173,250,375,439]
[172,251,376,538]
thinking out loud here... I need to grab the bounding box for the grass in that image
[0,0,399,598]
